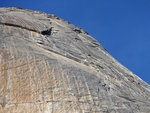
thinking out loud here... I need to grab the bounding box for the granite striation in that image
[0,7,150,113]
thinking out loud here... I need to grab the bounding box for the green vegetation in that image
[17,7,23,9]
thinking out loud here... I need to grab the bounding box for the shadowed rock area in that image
[0,7,150,113]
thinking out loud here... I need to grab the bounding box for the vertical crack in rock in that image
[0,51,8,108]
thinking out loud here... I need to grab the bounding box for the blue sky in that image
[0,0,150,84]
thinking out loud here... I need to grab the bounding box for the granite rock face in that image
[0,7,150,113]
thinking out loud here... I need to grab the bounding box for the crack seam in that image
[0,22,40,33]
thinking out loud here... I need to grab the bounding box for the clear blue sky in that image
[0,0,150,84]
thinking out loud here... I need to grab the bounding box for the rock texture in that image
[0,7,150,113]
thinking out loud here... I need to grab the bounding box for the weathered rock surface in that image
[0,7,150,113]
